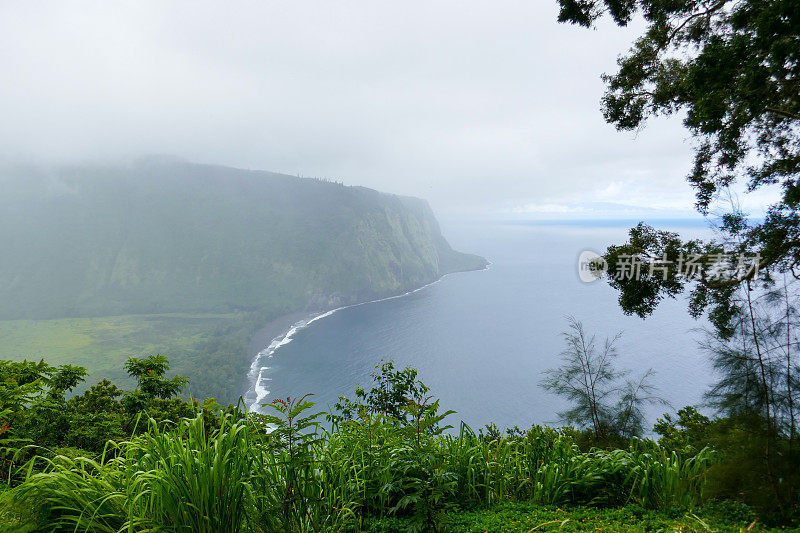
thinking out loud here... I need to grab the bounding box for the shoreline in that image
[243,310,314,409]
[244,264,490,410]
[247,310,312,364]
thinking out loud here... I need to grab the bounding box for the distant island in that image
[0,157,487,402]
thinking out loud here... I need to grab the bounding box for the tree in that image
[46,365,87,399]
[120,355,191,425]
[699,277,800,511]
[653,406,712,455]
[0,360,87,436]
[701,280,800,432]
[556,0,800,336]
[540,317,665,438]
[331,360,434,426]
[123,355,188,400]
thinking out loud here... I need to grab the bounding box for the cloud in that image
[510,203,589,215]
[0,0,705,215]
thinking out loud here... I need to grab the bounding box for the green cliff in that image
[0,158,486,400]
[0,158,485,319]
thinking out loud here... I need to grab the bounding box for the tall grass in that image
[3,411,256,532]
[0,404,715,532]
[627,438,715,509]
[126,414,255,532]
[6,454,128,532]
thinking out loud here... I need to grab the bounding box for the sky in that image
[0,1,775,218]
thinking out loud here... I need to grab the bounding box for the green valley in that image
[0,313,252,400]
[0,158,486,402]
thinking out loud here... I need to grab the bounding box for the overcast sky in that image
[0,1,772,218]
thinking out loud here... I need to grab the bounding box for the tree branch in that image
[667,0,730,46]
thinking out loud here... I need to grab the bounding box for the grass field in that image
[367,503,792,532]
[2,501,784,532]
[0,313,243,395]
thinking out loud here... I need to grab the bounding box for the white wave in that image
[245,268,487,413]
[246,311,348,412]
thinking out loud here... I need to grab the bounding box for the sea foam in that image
[244,273,476,413]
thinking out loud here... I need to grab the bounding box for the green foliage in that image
[627,439,715,510]
[3,411,253,533]
[0,160,485,402]
[557,0,800,278]
[329,361,460,531]
[602,222,749,339]
[700,499,758,528]
[0,360,92,478]
[129,412,254,532]
[10,359,794,531]
[558,0,800,342]
[0,312,254,404]
[256,394,328,532]
[599,239,800,519]
[0,354,203,476]
[653,405,800,524]
[654,406,712,455]
[123,354,188,400]
[370,502,785,532]
[46,365,88,398]
[333,360,443,427]
[559,0,799,211]
[541,317,666,438]
[389,396,458,532]
[7,454,130,533]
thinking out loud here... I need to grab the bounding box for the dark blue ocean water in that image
[251,220,715,432]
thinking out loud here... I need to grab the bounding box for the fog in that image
[0,0,743,216]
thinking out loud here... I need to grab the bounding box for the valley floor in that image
[0,313,244,398]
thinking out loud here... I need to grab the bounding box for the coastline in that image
[243,310,314,409]
[247,310,312,364]
[244,264,490,411]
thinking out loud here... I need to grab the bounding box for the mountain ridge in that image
[0,158,486,321]
[0,159,486,401]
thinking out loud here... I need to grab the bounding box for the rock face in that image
[0,158,486,320]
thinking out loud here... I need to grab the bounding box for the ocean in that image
[245,219,716,433]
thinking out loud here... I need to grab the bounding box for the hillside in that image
[0,157,485,319]
[0,158,486,400]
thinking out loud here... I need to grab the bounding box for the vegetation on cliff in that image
[0,158,485,401]
[0,157,484,319]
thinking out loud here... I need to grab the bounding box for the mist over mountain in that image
[0,158,485,401]
[0,157,485,321]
